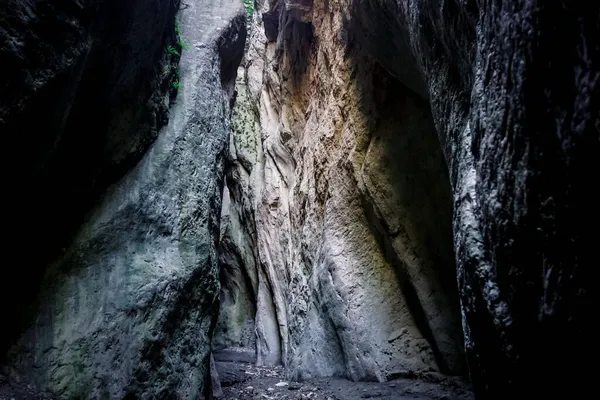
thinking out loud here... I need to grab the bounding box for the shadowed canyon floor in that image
[0,352,472,400]
[216,349,473,400]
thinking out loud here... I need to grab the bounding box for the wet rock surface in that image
[217,349,473,400]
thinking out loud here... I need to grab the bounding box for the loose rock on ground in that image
[216,349,473,400]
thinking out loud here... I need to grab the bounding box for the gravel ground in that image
[216,349,473,400]
[1,348,472,400]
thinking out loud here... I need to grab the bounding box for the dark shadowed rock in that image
[262,11,279,42]
[393,1,598,398]
[2,0,246,397]
[348,0,599,397]
[0,372,55,400]
[214,348,257,364]
[211,353,224,398]
[0,0,181,357]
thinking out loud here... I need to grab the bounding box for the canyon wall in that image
[1,0,596,398]
[392,0,598,397]
[1,0,246,397]
[216,0,465,383]
[1,0,181,355]
[217,0,598,398]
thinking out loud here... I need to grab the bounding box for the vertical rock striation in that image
[216,0,465,383]
[213,15,269,352]
[218,1,599,399]
[3,0,595,398]
[390,1,599,398]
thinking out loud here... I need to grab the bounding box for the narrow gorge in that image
[0,0,597,399]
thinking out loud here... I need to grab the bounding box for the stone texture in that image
[2,0,246,398]
[216,0,465,384]
[3,0,592,398]
[0,0,182,356]
[214,186,259,351]
[214,6,275,363]
[213,48,266,352]
[219,1,599,399]
[389,1,599,398]
[219,355,473,400]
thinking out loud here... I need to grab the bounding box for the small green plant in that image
[242,0,253,16]
[171,16,189,54]
[172,81,183,90]
[175,17,182,35]
[179,38,190,50]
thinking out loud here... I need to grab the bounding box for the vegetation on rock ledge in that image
[242,0,254,16]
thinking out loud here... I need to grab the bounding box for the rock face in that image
[1,0,181,356]
[389,1,599,398]
[214,9,275,362]
[2,0,595,398]
[2,0,246,398]
[214,186,259,351]
[215,0,465,383]
[217,0,599,398]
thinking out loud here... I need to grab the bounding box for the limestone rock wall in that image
[218,2,599,399]
[1,0,182,355]
[216,0,465,382]
[1,0,246,397]
[391,1,599,398]
[218,0,600,398]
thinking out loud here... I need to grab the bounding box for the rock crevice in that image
[1,0,247,397]
[217,2,598,399]
[215,0,465,384]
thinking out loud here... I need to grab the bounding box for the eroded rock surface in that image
[0,373,55,400]
[1,0,181,352]
[370,1,598,398]
[2,0,246,398]
[218,0,598,399]
[216,0,465,384]
[2,0,595,398]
